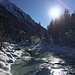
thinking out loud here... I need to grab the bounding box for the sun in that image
[49,7,61,19]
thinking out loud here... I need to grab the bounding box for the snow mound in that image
[0,42,23,75]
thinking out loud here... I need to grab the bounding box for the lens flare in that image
[57,0,69,9]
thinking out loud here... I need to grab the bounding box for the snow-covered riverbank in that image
[31,42,75,58]
[0,42,23,75]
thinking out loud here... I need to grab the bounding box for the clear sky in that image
[10,0,75,28]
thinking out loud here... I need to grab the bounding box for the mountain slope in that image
[0,0,49,43]
[0,0,35,25]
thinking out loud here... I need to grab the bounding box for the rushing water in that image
[11,46,75,75]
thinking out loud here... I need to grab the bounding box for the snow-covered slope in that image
[0,0,35,25]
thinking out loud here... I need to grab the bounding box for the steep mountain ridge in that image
[0,0,35,25]
[0,0,49,43]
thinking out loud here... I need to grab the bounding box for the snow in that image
[0,42,75,75]
[0,42,23,75]
[32,42,75,58]
[52,69,67,75]
[0,0,36,25]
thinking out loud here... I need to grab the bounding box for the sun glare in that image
[49,7,61,19]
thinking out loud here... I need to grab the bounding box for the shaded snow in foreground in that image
[0,42,23,75]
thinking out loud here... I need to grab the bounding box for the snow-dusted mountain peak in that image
[0,0,36,25]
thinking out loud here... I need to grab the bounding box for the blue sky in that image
[10,0,75,28]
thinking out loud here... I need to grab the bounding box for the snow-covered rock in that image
[0,42,23,75]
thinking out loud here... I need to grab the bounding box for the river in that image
[11,46,75,75]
